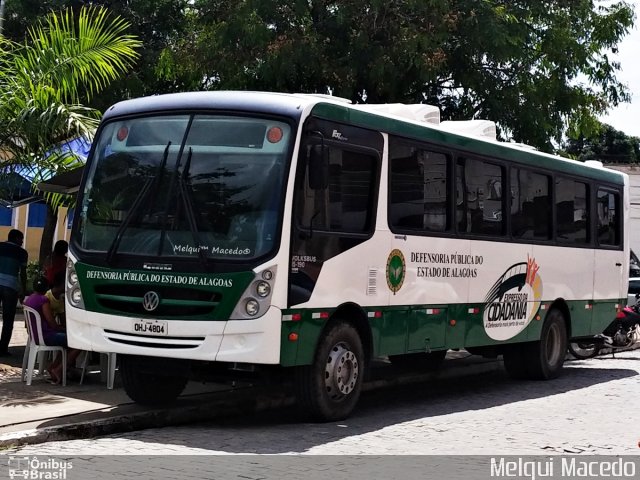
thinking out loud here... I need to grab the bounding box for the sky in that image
[599,1,640,137]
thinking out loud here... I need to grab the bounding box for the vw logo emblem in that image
[142,291,161,312]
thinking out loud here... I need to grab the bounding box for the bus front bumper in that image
[66,306,283,364]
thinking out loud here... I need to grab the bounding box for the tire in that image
[295,321,365,422]
[503,344,529,379]
[120,355,189,405]
[568,341,600,359]
[388,350,447,371]
[525,308,568,380]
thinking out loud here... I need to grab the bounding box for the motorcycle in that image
[568,299,640,359]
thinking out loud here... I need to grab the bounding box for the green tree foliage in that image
[2,1,635,153]
[0,5,140,262]
[563,123,640,164]
[171,0,635,151]
[2,0,188,111]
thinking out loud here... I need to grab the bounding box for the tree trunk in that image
[38,204,58,266]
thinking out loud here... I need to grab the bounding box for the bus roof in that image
[310,102,625,185]
[102,91,625,185]
[102,91,311,122]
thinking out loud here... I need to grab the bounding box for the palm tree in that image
[0,5,141,264]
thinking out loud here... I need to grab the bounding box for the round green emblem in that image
[386,249,405,294]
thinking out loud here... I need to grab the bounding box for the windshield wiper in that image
[176,147,210,265]
[157,116,195,256]
[106,141,172,265]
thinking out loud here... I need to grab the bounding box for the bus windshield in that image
[77,114,291,262]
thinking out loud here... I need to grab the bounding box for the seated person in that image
[45,272,66,326]
[43,240,68,286]
[24,277,81,384]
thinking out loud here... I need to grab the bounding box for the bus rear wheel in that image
[503,308,568,380]
[502,344,529,379]
[120,355,189,405]
[295,322,364,422]
[525,308,568,379]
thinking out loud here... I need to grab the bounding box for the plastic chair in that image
[20,342,47,381]
[21,306,67,386]
[79,351,117,389]
[21,315,51,382]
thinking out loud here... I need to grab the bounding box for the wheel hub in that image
[324,342,359,400]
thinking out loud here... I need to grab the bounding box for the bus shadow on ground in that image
[103,357,637,454]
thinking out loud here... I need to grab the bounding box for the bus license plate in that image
[132,319,168,336]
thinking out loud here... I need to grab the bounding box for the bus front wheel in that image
[120,355,189,405]
[295,322,364,422]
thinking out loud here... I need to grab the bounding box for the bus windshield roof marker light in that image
[266,127,283,143]
[116,126,129,141]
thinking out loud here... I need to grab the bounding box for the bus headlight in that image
[230,267,276,320]
[66,261,85,309]
[70,288,83,306]
[245,299,260,316]
[67,260,79,287]
[256,281,271,298]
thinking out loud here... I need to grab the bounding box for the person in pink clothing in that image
[23,277,81,383]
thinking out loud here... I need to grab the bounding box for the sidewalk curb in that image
[0,386,288,450]
[0,356,503,449]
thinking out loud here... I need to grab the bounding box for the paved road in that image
[5,350,640,456]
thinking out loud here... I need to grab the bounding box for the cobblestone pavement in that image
[5,349,640,456]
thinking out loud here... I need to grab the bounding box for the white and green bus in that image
[66,91,628,421]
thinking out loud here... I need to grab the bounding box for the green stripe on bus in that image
[75,262,253,321]
[279,299,622,366]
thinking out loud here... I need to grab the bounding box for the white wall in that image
[609,166,640,254]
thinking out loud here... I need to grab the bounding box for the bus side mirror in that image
[308,145,329,190]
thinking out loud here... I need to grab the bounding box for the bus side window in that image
[457,157,504,236]
[388,137,450,233]
[510,168,551,240]
[295,146,378,235]
[556,178,589,244]
[597,188,620,246]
